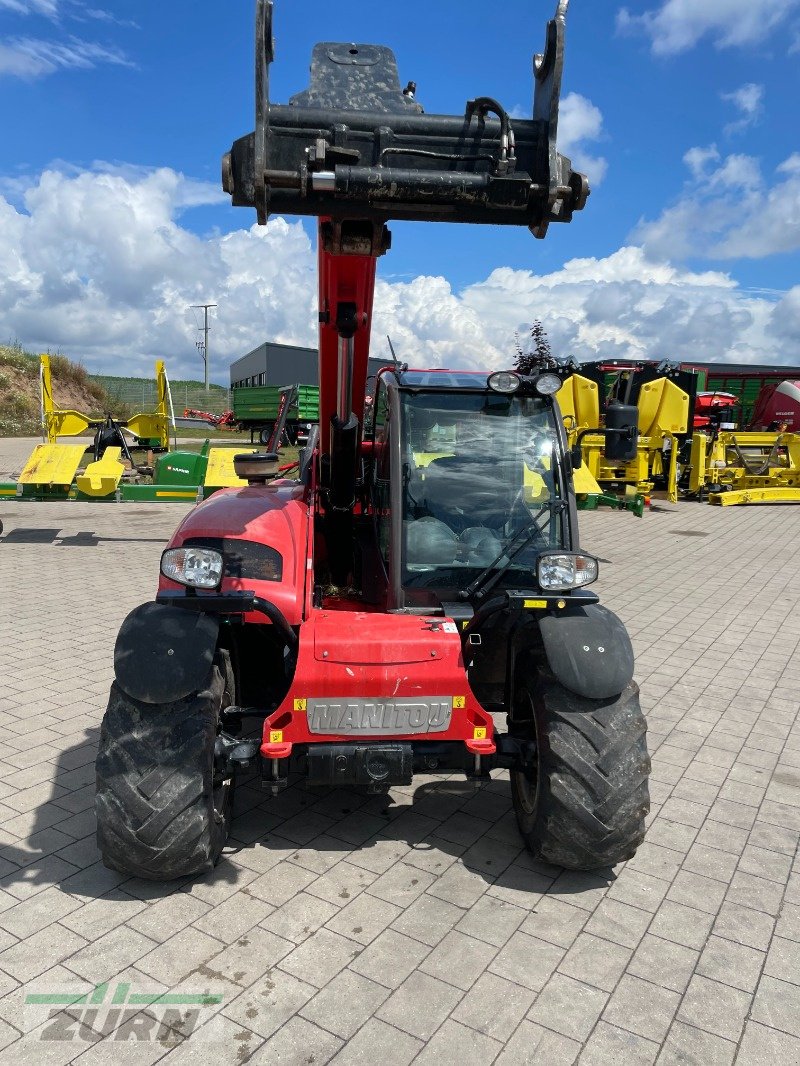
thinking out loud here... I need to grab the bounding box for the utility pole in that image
[190,303,217,391]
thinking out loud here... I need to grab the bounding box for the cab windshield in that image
[400,389,564,590]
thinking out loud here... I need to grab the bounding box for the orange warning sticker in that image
[473,727,487,740]
[269,730,284,744]
[452,696,466,709]
[293,698,307,711]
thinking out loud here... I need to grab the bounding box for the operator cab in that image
[367,368,575,610]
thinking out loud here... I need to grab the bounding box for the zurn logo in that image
[25,982,223,1043]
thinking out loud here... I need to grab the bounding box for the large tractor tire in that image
[510,677,649,870]
[95,653,234,881]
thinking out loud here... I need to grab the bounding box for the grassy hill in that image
[0,345,121,437]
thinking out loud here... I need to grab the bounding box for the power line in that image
[189,303,217,391]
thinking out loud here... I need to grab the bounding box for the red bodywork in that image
[162,220,494,763]
[692,392,739,430]
[749,380,800,431]
[260,611,495,759]
[159,483,312,626]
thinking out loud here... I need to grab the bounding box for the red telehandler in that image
[96,0,649,880]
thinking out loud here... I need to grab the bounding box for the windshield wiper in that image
[458,500,566,603]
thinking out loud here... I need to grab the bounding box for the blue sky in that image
[1,0,799,380]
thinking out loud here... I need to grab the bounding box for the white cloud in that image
[0,165,797,383]
[0,0,59,16]
[683,144,720,179]
[721,82,764,134]
[558,93,608,186]
[617,0,800,55]
[635,149,800,259]
[0,35,131,78]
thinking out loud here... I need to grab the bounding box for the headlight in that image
[534,373,562,396]
[487,371,521,394]
[161,546,224,589]
[537,552,598,591]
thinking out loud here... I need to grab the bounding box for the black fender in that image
[538,604,634,700]
[113,602,219,705]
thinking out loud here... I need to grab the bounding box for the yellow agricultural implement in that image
[683,430,800,505]
[560,372,690,505]
[0,356,256,504]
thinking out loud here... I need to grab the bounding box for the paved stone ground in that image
[0,435,799,1064]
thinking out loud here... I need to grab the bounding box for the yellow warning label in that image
[269,730,284,744]
[452,696,466,709]
[473,727,487,740]
[293,698,307,711]
[523,599,547,609]
[461,620,469,629]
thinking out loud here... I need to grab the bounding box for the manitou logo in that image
[306,697,452,734]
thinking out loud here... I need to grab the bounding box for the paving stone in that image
[222,966,316,1041]
[488,930,564,992]
[419,929,497,991]
[697,934,765,993]
[713,901,776,950]
[725,871,785,916]
[677,973,751,1041]
[775,902,800,942]
[750,975,800,1038]
[584,899,652,948]
[528,972,608,1042]
[454,893,526,947]
[578,1021,659,1065]
[0,886,83,939]
[376,970,463,1040]
[389,891,464,948]
[739,844,793,884]
[602,973,681,1042]
[136,925,224,986]
[657,1020,736,1065]
[348,927,429,989]
[277,928,361,989]
[64,924,153,984]
[666,869,728,915]
[300,968,389,1039]
[558,932,632,993]
[412,1018,503,1066]
[681,843,739,884]
[201,925,294,988]
[324,891,402,946]
[249,1014,343,1065]
[425,862,492,909]
[327,1018,422,1066]
[605,869,671,913]
[364,862,435,908]
[737,1020,800,1064]
[451,971,535,1041]
[648,900,715,950]
[695,820,750,855]
[192,891,272,942]
[628,934,699,993]
[520,897,588,948]
[305,860,377,906]
[494,1018,581,1065]
[126,890,211,941]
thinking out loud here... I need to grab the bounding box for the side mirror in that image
[570,443,583,470]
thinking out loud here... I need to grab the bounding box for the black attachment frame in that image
[223,0,588,237]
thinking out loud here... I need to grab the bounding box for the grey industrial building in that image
[231,341,388,389]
